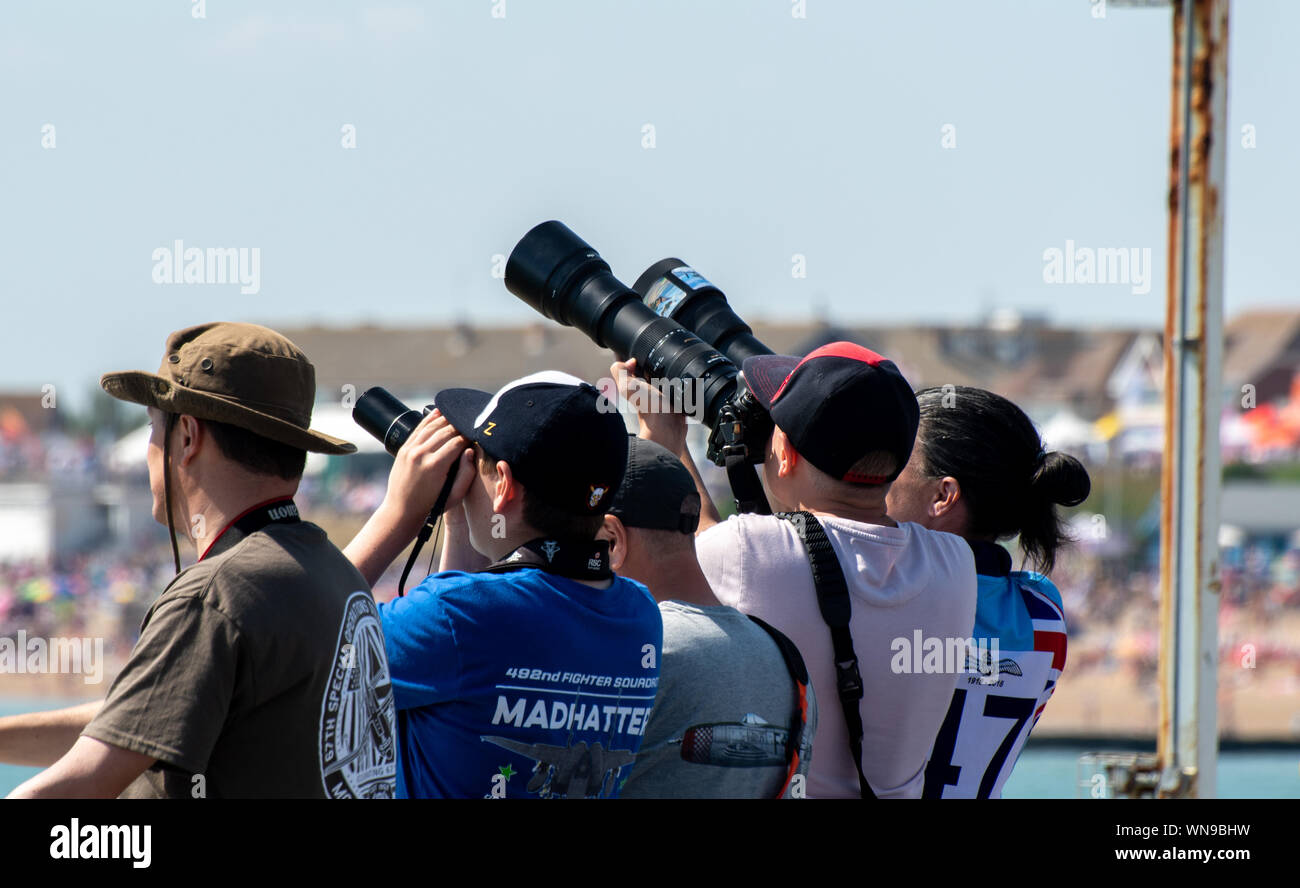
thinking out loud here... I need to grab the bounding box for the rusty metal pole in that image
[1158,0,1228,799]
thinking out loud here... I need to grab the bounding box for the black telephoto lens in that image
[632,259,773,367]
[504,221,740,427]
[353,387,431,456]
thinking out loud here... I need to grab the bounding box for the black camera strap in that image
[726,458,772,516]
[397,465,462,597]
[229,498,301,534]
[480,537,613,582]
[200,497,302,562]
[777,510,876,799]
[710,394,772,516]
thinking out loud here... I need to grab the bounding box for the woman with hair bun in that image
[886,385,1091,798]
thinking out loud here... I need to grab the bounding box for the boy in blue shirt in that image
[346,371,661,798]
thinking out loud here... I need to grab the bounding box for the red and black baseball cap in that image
[435,371,627,516]
[741,341,919,485]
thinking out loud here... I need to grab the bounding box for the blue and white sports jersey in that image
[379,567,662,799]
[923,542,1067,799]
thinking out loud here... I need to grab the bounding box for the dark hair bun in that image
[915,386,1092,574]
[1031,451,1091,508]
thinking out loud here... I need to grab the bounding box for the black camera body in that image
[707,377,774,469]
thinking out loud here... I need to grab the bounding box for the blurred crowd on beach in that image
[2,410,1299,734]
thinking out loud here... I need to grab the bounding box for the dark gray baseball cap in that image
[606,435,700,534]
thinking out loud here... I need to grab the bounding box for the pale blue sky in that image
[1,0,1296,412]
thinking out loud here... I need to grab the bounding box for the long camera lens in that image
[505,221,740,427]
[353,387,431,456]
[632,260,772,367]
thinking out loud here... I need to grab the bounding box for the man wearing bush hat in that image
[4,322,397,799]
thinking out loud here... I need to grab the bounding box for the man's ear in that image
[598,515,628,571]
[772,427,799,478]
[492,461,519,514]
[931,476,962,518]
[175,415,203,468]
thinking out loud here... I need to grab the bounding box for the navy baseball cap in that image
[607,435,701,534]
[435,371,628,516]
[741,341,919,484]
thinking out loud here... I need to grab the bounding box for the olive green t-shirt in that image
[84,512,397,799]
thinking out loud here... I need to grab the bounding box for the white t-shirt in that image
[695,512,977,799]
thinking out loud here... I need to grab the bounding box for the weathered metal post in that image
[1158,0,1229,799]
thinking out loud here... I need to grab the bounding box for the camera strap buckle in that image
[708,402,748,461]
[835,657,863,701]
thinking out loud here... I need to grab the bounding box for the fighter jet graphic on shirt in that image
[672,713,792,768]
[965,649,1024,678]
[480,735,637,798]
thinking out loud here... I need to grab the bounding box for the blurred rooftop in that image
[277,308,1300,423]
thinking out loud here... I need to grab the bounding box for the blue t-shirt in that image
[378,567,663,799]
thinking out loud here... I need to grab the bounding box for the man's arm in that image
[345,410,476,586]
[674,438,722,534]
[7,735,154,799]
[610,359,722,532]
[0,700,103,767]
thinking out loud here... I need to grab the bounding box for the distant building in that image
[0,480,147,563]
[278,315,1153,428]
[0,392,59,439]
[276,307,1300,465]
[1224,310,1300,406]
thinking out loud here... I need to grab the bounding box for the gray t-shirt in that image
[620,601,816,799]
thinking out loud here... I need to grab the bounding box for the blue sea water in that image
[1001,744,1300,799]
[2,697,1296,798]
[0,697,99,796]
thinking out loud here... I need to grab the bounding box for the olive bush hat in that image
[100,321,355,454]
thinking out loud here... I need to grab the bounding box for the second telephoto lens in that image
[632,259,773,367]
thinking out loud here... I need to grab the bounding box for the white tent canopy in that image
[1040,409,1101,451]
[305,403,389,456]
[303,402,395,474]
[107,423,152,472]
